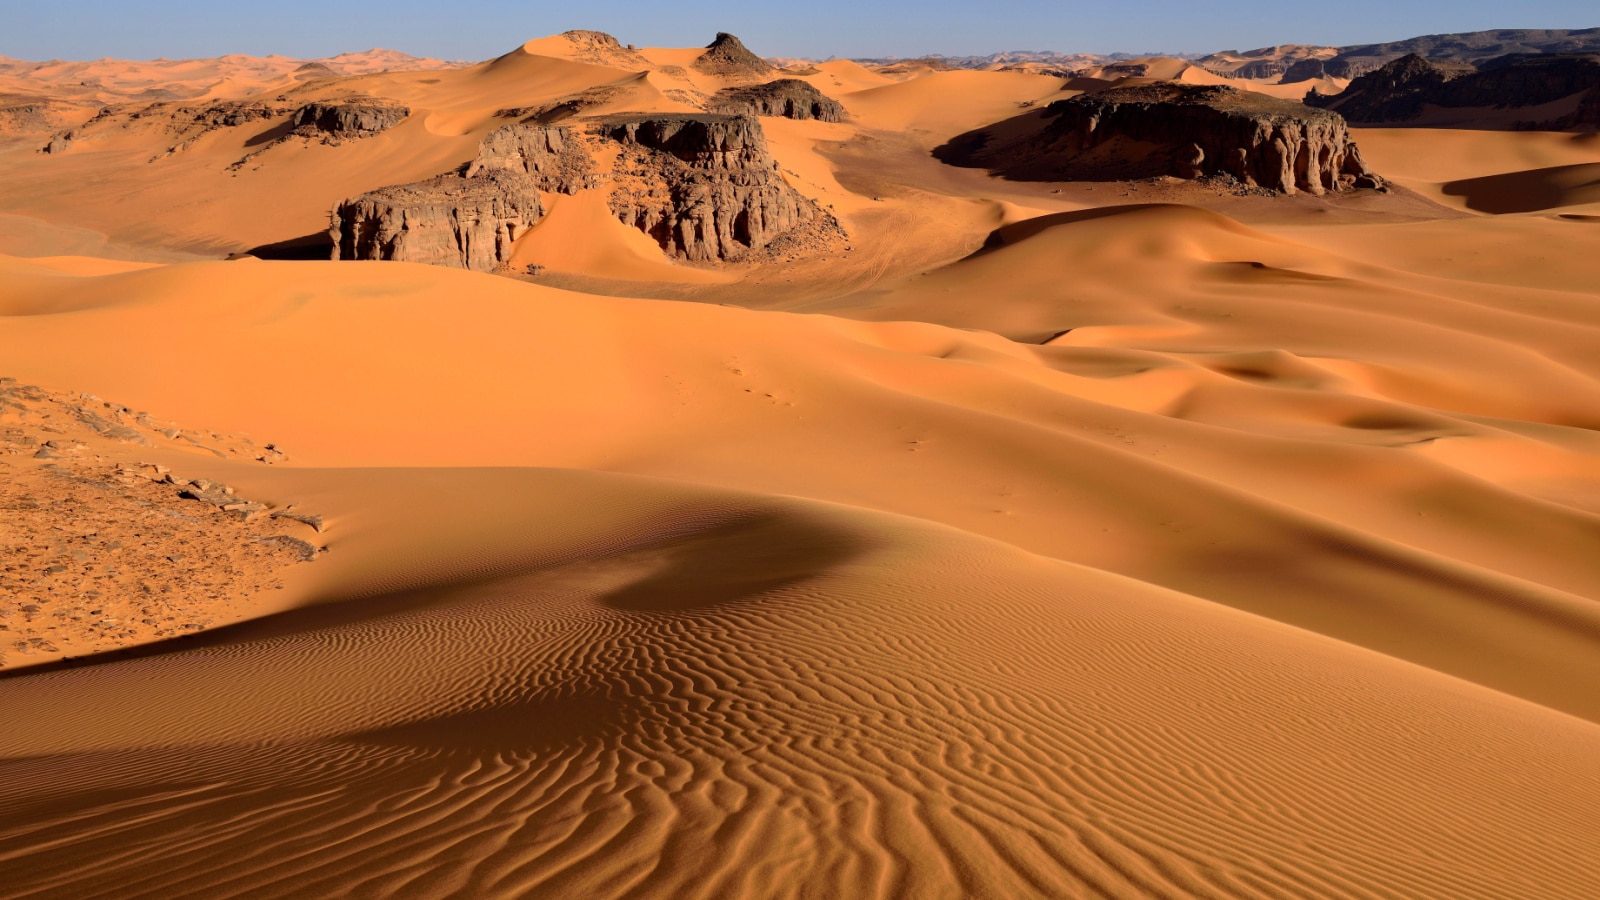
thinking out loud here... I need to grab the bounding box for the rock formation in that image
[548,30,652,69]
[940,83,1382,195]
[289,99,408,141]
[709,79,846,122]
[693,33,775,78]
[334,110,837,270]
[1306,53,1600,129]
[595,113,826,261]
[1297,27,1600,81]
[469,122,598,194]
[331,168,543,272]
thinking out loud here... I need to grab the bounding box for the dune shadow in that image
[1441,162,1600,214]
[596,511,868,613]
[246,230,334,260]
[243,120,295,148]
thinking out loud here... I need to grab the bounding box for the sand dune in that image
[3,31,1600,899]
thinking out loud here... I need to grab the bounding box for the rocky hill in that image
[1307,52,1600,129]
[709,79,847,122]
[694,33,775,78]
[1285,27,1600,81]
[938,83,1383,195]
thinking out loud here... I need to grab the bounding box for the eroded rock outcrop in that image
[332,168,543,271]
[470,122,598,194]
[1306,53,1600,129]
[710,79,846,122]
[289,98,408,141]
[596,113,827,261]
[694,33,775,78]
[941,83,1382,195]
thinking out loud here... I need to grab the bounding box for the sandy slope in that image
[3,37,1600,899]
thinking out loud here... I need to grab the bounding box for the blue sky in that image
[5,0,1595,62]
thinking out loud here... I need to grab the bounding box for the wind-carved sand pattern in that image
[4,487,1598,898]
[3,23,1600,900]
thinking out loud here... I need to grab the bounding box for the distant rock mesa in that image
[941,83,1383,195]
[1306,53,1600,130]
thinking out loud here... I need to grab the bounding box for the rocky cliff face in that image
[289,99,408,141]
[710,79,846,122]
[469,122,598,194]
[942,83,1382,195]
[332,168,543,272]
[1306,53,1600,129]
[596,113,826,262]
[334,111,836,270]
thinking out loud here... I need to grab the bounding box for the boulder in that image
[332,168,544,271]
[710,79,847,122]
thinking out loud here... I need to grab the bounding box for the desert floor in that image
[2,37,1599,898]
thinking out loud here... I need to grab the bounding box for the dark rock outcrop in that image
[331,168,543,271]
[693,33,775,78]
[289,99,408,141]
[1307,53,1600,129]
[709,79,846,122]
[939,83,1382,195]
[469,122,598,194]
[595,113,825,261]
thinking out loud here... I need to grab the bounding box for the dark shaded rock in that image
[939,83,1381,195]
[469,122,598,194]
[1307,53,1600,129]
[289,99,408,141]
[710,79,846,122]
[595,113,826,261]
[332,168,544,271]
[694,33,775,78]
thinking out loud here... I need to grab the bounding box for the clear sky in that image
[5,0,1596,62]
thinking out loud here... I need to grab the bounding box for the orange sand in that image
[2,34,1599,899]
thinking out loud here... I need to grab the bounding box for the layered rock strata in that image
[595,113,822,262]
[947,83,1382,194]
[331,168,543,272]
[710,79,847,122]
